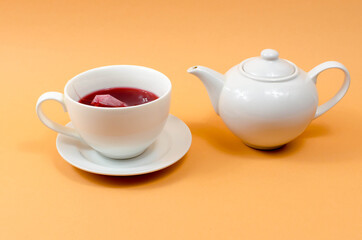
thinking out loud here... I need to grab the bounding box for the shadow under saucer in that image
[68,156,187,188]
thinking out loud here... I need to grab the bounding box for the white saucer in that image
[56,114,192,176]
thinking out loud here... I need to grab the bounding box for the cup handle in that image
[308,61,350,119]
[36,92,81,140]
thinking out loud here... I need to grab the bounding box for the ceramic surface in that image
[56,115,192,176]
[188,49,350,149]
[37,65,171,159]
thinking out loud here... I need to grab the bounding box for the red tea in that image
[79,87,159,107]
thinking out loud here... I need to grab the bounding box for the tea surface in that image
[79,87,159,107]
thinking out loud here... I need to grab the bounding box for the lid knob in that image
[261,49,279,61]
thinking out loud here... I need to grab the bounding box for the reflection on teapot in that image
[188,49,350,150]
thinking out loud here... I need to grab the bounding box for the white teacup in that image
[36,65,171,159]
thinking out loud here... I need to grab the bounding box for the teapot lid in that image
[241,49,296,80]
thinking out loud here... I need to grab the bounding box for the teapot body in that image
[219,65,318,149]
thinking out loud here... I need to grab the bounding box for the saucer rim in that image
[55,114,192,176]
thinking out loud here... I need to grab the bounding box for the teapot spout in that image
[187,66,225,115]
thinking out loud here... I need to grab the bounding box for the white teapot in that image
[188,49,350,149]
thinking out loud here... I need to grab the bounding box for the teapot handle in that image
[308,61,350,119]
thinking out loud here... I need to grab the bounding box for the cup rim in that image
[64,65,171,110]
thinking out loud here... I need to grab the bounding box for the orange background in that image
[1,0,361,239]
